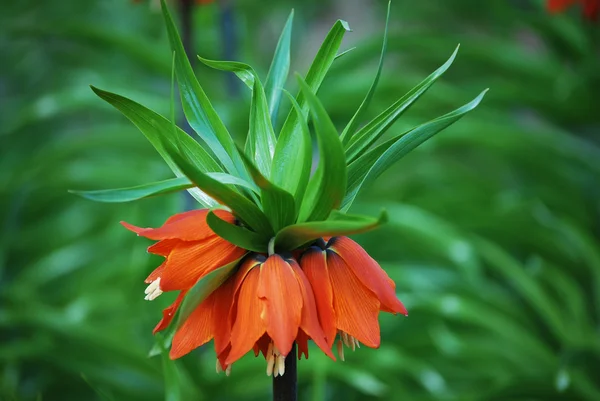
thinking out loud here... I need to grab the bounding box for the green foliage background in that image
[1,0,599,400]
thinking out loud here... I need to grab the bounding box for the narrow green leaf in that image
[69,177,193,203]
[275,210,387,251]
[161,0,246,177]
[272,19,350,198]
[264,10,294,124]
[237,147,296,232]
[174,255,246,330]
[90,86,220,207]
[163,142,274,235]
[339,1,391,146]
[207,173,260,194]
[279,90,312,207]
[345,45,460,163]
[334,47,356,60]
[207,211,269,252]
[296,76,347,222]
[198,58,276,177]
[342,90,488,211]
[159,338,182,401]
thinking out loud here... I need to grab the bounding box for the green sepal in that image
[296,75,347,222]
[343,89,488,211]
[345,45,460,163]
[237,146,296,232]
[90,86,220,207]
[271,19,350,198]
[206,210,270,252]
[274,210,387,251]
[160,0,246,178]
[339,1,391,146]
[264,10,294,124]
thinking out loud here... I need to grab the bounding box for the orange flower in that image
[547,0,599,20]
[299,236,407,361]
[121,209,246,333]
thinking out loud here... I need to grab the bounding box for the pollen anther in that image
[144,278,163,300]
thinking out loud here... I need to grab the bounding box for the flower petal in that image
[326,250,381,348]
[147,239,180,257]
[296,329,309,360]
[160,238,245,291]
[300,247,337,348]
[134,209,234,241]
[328,237,407,316]
[153,291,186,334]
[290,260,335,360]
[547,0,577,12]
[227,266,266,365]
[257,255,302,357]
[145,262,165,284]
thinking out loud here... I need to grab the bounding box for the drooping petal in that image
[153,291,186,334]
[147,239,180,257]
[296,329,309,360]
[328,237,407,316]
[169,276,235,359]
[326,250,381,348]
[134,209,234,241]
[227,266,266,365]
[257,255,302,357]
[145,262,165,284]
[583,0,600,19]
[160,238,245,291]
[290,260,335,360]
[547,0,577,12]
[300,247,337,347]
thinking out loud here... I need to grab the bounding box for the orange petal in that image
[153,291,186,334]
[329,237,407,316]
[547,0,576,12]
[257,255,302,357]
[296,329,309,360]
[160,238,245,291]
[226,266,266,365]
[253,333,272,358]
[327,251,381,348]
[290,260,335,360]
[147,239,180,257]
[145,262,165,284]
[212,278,236,357]
[121,220,146,234]
[170,294,215,359]
[300,247,337,348]
[135,209,234,241]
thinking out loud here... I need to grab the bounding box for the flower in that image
[170,253,335,376]
[121,209,246,333]
[299,237,407,361]
[547,0,600,20]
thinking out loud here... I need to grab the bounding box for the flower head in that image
[547,0,599,20]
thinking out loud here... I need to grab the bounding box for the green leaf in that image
[206,210,269,252]
[90,86,220,207]
[237,147,296,232]
[161,0,246,177]
[271,19,351,198]
[158,338,182,401]
[173,255,246,330]
[69,177,193,203]
[275,210,387,251]
[342,89,488,211]
[345,45,460,163]
[296,76,347,222]
[207,173,260,194]
[163,142,274,235]
[339,1,391,146]
[198,58,276,177]
[264,10,294,124]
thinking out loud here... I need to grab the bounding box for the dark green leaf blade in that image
[237,147,296,232]
[296,76,347,222]
[264,10,294,124]
[207,211,269,252]
[271,19,350,198]
[198,58,276,177]
[275,210,387,251]
[161,0,246,177]
[163,142,274,235]
[90,86,220,207]
[345,45,460,163]
[339,1,391,146]
[69,177,193,203]
[343,89,488,211]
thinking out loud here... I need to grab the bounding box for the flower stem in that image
[273,343,297,401]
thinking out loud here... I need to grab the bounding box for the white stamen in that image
[225,365,231,376]
[342,332,350,347]
[266,343,275,376]
[354,337,361,349]
[277,355,286,377]
[337,339,345,362]
[144,278,163,301]
[216,359,223,374]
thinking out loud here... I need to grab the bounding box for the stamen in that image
[354,337,361,349]
[341,332,351,347]
[225,365,231,376]
[216,360,223,374]
[349,335,356,351]
[276,355,286,377]
[144,278,163,300]
[336,339,345,362]
[266,342,286,377]
[266,343,275,376]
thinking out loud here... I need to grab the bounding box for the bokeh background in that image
[2,0,600,400]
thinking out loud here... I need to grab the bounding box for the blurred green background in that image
[2,0,600,400]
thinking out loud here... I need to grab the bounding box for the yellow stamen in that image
[336,339,345,362]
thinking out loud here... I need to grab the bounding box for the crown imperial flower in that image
[74,0,485,385]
